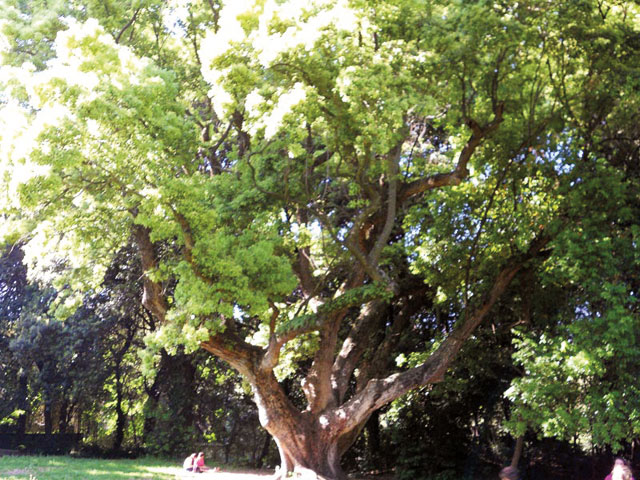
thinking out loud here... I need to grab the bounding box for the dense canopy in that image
[1,1,639,478]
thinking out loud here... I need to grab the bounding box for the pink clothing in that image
[196,457,205,468]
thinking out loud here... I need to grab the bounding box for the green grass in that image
[0,455,184,480]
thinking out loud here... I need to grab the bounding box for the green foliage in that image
[504,153,640,449]
[2,0,640,472]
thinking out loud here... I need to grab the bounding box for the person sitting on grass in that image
[194,452,209,473]
[183,453,196,472]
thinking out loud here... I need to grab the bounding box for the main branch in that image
[334,231,550,437]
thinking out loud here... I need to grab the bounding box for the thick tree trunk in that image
[252,376,346,480]
[270,428,345,480]
[199,234,549,479]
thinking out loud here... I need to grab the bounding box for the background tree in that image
[502,0,640,457]
[0,244,34,434]
[0,241,264,459]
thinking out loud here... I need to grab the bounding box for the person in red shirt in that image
[195,452,210,473]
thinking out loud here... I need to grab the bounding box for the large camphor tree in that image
[1,0,639,477]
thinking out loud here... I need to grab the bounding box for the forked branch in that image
[334,230,550,435]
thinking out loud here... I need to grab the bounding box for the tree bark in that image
[510,435,524,469]
[58,394,72,434]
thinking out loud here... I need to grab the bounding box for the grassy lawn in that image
[0,455,382,480]
[0,455,185,480]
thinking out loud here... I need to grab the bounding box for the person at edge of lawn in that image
[195,452,209,473]
[605,458,635,480]
[183,453,196,472]
[499,466,520,480]
[195,451,221,473]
